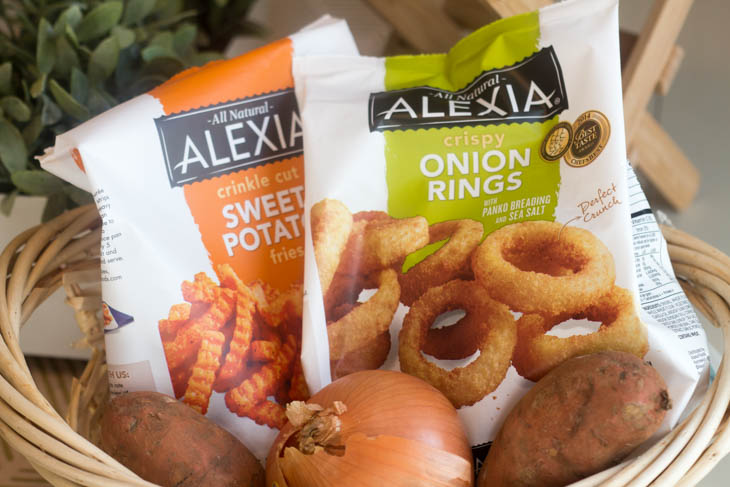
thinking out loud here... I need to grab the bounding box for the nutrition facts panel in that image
[628,166,708,372]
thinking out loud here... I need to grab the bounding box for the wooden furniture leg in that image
[622,0,694,144]
[633,114,699,210]
[367,0,464,53]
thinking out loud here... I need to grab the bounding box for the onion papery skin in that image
[266,370,473,487]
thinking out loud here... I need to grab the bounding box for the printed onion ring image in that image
[335,211,391,284]
[512,286,648,382]
[327,294,391,378]
[399,279,516,408]
[311,199,353,295]
[472,220,615,315]
[399,219,483,306]
[331,330,391,379]
[326,269,400,362]
[336,211,428,278]
[421,311,486,361]
[324,275,363,317]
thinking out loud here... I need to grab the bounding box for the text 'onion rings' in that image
[472,220,615,315]
[399,280,516,408]
[512,285,648,381]
[399,219,483,306]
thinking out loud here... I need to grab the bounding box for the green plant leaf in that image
[18,0,37,15]
[30,73,47,98]
[21,79,30,101]
[111,25,135,49]
[142,56,186,78]
[141,44,179,63]
[0,189,18,216]
[64,23,80,49]
[22,115,42,147]
[122,0,156,26]
[0,62,12,96]
[0,36,36,65]
[87,87,113,114]
[190,51,223,67]
[54,35,81,78]
[114,45,138,94]
[0,160,9,181]
[53,5,83,35]
[36,17,56,74]
[49,79,90,121]
[98,87,118,106]
[70,67,89,104]
[173,23,196,57]
[0,96,31,122]
[11,170,66,195]
[42,191,69,221]
[114,44,140,95]
[0,117,28,173]
[128,74,167,95]
[155,0,184,17]
[40,94,63,125]
[88,36,120,83]
[150,31,174,49]
[63,184,94,205]
[76,1,124,43]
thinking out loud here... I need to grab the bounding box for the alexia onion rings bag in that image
[40,17,357,459]
[294,0,710,464]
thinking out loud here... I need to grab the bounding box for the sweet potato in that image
[478,351,671,487]
[100,391,264,487]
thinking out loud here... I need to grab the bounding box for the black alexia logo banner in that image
[368,47,568,132]
[156,89,303,188]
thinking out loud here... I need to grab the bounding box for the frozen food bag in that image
[293,0,709,464]
[40,17,358,459]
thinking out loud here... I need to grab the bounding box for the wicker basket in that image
[1,204,729,486]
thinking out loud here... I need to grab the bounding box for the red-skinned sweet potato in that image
[100,391,264,487]
[479,351,671,487]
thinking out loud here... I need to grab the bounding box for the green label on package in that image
[369,12,563,233]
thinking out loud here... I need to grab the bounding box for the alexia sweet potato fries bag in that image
[40,18,357,459]
[294,0,709,463]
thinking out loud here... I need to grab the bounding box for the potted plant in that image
[0,0,257,222]
[0,0,257,358]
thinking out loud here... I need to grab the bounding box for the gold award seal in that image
[565,110,610,168]
[540,121,573,162]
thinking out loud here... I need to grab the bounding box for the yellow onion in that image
[266,369,473,486]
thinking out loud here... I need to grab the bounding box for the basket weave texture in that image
[1,204,729,486]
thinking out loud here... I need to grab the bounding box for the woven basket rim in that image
[1,204,729,486]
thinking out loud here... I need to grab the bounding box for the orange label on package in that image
[185,158,304,288]
[151,39,304,289]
